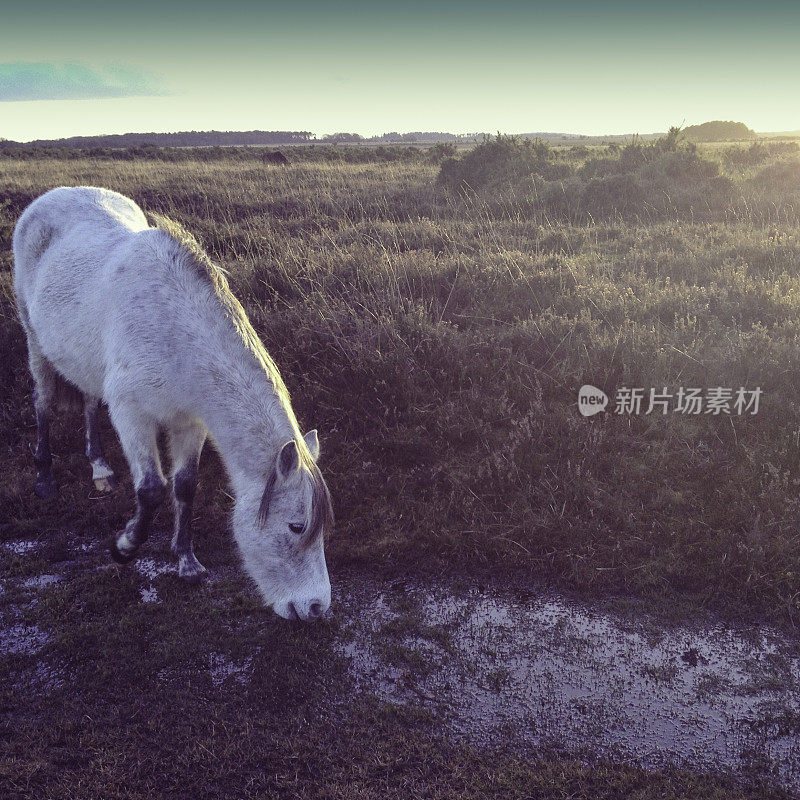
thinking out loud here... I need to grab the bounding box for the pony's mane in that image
[148,212,333,547]
[148,212,226,287]
[147,211,292,412]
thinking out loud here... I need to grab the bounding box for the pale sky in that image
[1,0,799,141]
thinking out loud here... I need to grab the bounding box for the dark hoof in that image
[178,555,208,585]
[181,571,205,587]
[34,479,58,500]
[109,537,137,565]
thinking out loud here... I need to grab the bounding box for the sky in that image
[1,0,799,141]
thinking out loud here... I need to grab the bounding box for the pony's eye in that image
[288,523,304,534]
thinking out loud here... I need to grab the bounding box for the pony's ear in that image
[277,440,300,479]
[304,429,320,461]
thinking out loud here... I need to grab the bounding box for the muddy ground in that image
[1,531,798,797]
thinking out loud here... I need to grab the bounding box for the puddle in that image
[335,578,800,792]
[140,586,159,604]
[209,652,251,687]
[134,558,178,603]
[134,558,175,582]
[22,574,64,590]
[1,541,41,555]
[0,622,50,655]
[3,546,798,791]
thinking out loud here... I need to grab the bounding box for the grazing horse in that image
[13,187,332,622]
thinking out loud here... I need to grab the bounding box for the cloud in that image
[0,62,167,102]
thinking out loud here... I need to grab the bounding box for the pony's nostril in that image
[287,602,299,621]
[308,601,323,621]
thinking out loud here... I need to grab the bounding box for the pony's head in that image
[233,429,332,622]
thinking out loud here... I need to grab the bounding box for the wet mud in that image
[334,577,800,791]
[2,538,798,791]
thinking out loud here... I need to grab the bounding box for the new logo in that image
[578,384,608,417]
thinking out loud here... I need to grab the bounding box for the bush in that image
[578,157,622,180]
[582,174,645,216]
[724,141,770,170]
[441,129,734,222]
[566,145,591,160]
[724,141,800,171]
[426,142,458,163]
[645,150,719,182]
[747,160,800,192]
[437,135,572,191]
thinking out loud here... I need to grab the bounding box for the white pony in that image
[13,186,332,622]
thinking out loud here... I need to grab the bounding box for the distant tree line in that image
[0,143,463,165]
[314,132,485,144]
[0,130,315,149]
[682,121,756,142]
[0,130,486,150]
[0,121,762,151]
[369,132,482,142]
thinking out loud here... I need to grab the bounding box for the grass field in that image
[4,139,800,622]
[2,138,800,797]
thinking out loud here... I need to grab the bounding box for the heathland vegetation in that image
[2,130,800,623]
[2,132,800,799]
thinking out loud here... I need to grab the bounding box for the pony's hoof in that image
[93,475,118,493]
[109,536,137,565]
[178,555,208,585]
[34,478,58,500]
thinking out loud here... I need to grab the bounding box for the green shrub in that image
[437,134,572,191]
[440,129,736,222]
[747,160,800,192]
[578,157,621,180]
[724,141,770,170]
[582,173,645,215]
[649,150,719,182]
[426,141,458,163]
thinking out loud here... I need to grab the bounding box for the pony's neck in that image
[198,350,298,500]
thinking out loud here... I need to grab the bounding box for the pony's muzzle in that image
[275,597,329,622]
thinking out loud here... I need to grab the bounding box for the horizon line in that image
[6,124,799,146]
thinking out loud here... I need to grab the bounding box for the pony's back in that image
[13,186,149,319]
[13,187,155,399]
[12,186,263,418]
[13,186,148,286]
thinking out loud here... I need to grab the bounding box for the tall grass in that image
[2,143,800,622]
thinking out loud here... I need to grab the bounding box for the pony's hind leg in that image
[26,337,58,499]
[168,421,208,584]
[83,394,117,493]
[107,401,167,564]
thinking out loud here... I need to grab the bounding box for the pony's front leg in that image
[107,402,166,564]
[168,421,208,584]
